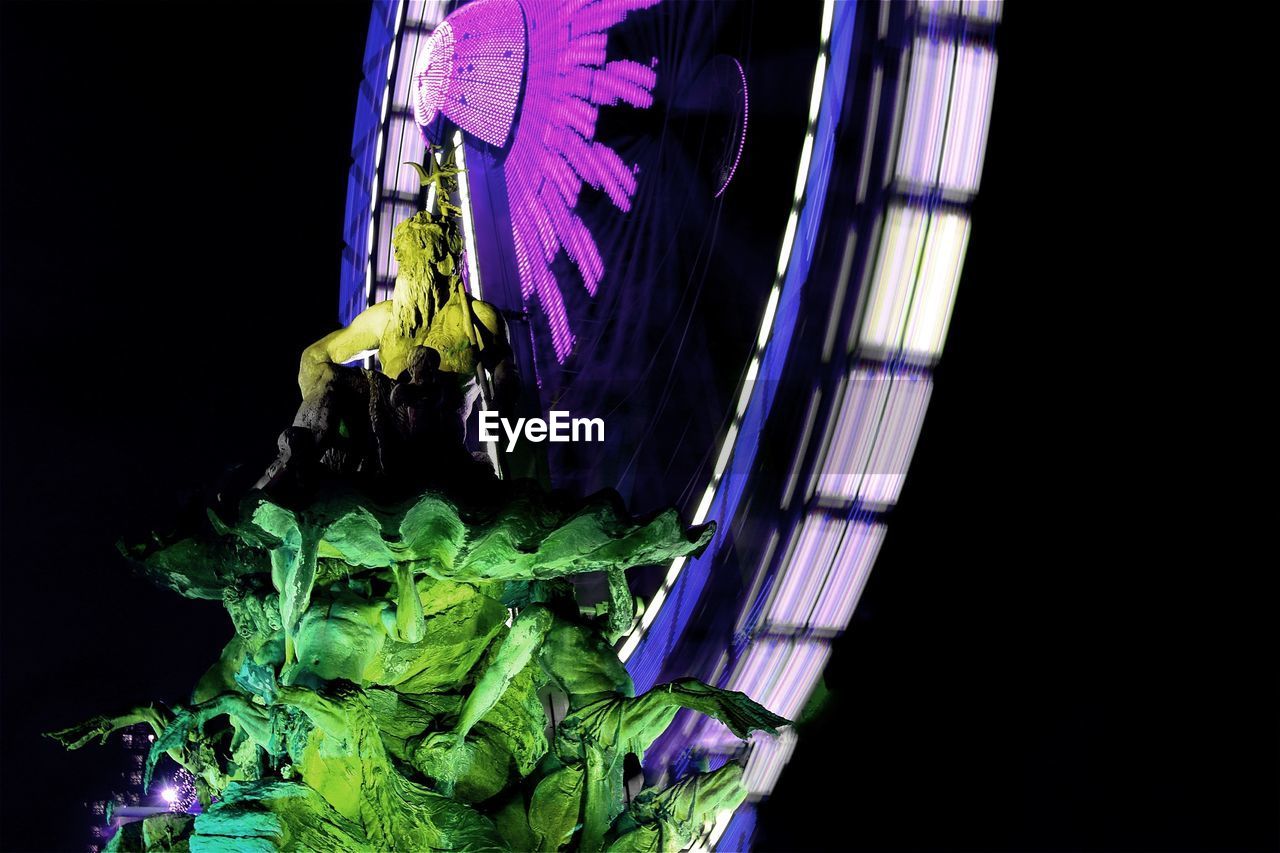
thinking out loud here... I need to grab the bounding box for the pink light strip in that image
[728,637,831,722]
[411,0,526,148]
[859,371,931,506]
[744,728,798,796]
[814,367,892,501]
[809,520,885,632]
[939,44,997,193]
[501,0,660,362]
[714,57,749,198]
[814,367,933,507]
[764,513,847,630]
[895,38,955,187]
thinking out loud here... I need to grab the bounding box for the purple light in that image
[162,768,198,813]
[766,638,830,719]
[418,0,660,363]
[411,0,526,148]
[732,637,830,720]
[964,0,1004,21]
[388,116,426,197]
[812,368,887,501]
[731,638,788,705]
[744,728,798,795]
[860,371,931,506]
[893,36,997,194]
[413,23,454,126]
[714,58,749,198]
[813,367,933,507]
[939,45,997,192]
[809,520,884,632]
[896,38,954,186]
[765,513,846,630]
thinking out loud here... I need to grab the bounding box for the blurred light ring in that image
[700,4,998,848]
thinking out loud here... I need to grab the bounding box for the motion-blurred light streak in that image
[904,209,970,356]
[764,512,848,631]
[861,204,929,353]
[940,45,997,192]
[809,518,884,632]
[725,637,832,725]
[744,728,800,798]
[896,38,955,187]
[807,367,932,509]
[859,205,970,362]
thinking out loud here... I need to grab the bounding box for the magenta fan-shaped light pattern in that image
[414,0,660,363]
[412,0,527,147]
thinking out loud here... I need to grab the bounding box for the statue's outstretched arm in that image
[565,678,788,769]
[455,603,553,740]
[647,678,789,741]
[45,703,171,750]
[143,692,273,792]
[577,569,635,643]
[297,300,391,399]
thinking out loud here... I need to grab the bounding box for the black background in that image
[1,3,1273,852]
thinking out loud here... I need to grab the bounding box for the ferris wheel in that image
[340,1,1000,847]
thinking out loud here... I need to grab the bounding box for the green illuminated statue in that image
[49,182,788,851]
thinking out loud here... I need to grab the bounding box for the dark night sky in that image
[1,3,1273,852]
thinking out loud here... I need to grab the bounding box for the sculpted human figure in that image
[423,582,787,851]
[250,205,518,495]
[279,571,550,803]
[285,212,519,478]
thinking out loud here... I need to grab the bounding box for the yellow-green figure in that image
[299,211,516,410]
[267,211,521,495]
